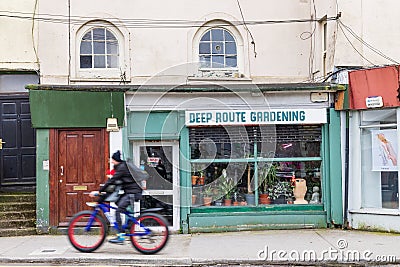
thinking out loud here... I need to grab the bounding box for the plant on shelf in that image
[267,180,294,204]
[218,169,236,206]
[202,186,214,206]
[258,164,277,204]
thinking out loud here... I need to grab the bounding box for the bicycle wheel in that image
[128,212,169,254]
[67,210,108,253]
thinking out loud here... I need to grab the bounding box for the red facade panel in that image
[348,66,400,110]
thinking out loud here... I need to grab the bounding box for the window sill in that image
[187,76,252,82]
[349,208,400,216]
[70,77,129,82]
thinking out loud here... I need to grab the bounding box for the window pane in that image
[106,30,117,40]
[199,55,211,68]
[94,41,105,54]
[225,42,237,54]
[107,41,119,54]
[226,56,237,67]
[212,55,224,67]
[382,172,399,209]
[80,56,92,68]
[199,43,210,54]
[92,28,105,41]
[200,31,210,41]
[80,41,92,54]
[211,29,223,41]
[107,55,118,68]
[82,32,92,41]
[224,31,235,42]
[212,42,224,54]
[94,55,105,68]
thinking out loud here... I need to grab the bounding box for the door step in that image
[0,193,36,237]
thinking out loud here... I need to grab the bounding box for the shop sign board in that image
[185,108,327,126]
[371,129,398,171]
[365,96,383,108]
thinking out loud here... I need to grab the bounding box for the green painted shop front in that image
[125,108,343,233]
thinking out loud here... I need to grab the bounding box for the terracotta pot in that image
[203,196,213,206]
[259,193,271,204]
[233,201,239,206]
[224,199,232,206]
[198,176,205,185]
[191,176,199,185]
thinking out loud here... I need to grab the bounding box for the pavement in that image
[0,229,400,266]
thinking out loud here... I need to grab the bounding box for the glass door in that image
[132,141,180,231]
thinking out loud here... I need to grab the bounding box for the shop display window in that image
[360,109,398,209]
[189,125,323,207]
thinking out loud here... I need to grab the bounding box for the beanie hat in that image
[112,150,123,162]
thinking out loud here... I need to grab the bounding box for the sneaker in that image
[108,233,125,244]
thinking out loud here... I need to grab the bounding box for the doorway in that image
[50,128,108,226]
[132,141,180,231]
[0,95,36,192]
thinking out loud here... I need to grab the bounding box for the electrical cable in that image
[338,22,375,65]
[338,19,399,65]
[236,0,257,58]
[0,10,339,28]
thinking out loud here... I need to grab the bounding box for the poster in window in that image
[371,129,398,171]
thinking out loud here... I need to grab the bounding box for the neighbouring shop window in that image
[189,125,323,207]
[360,109,399,209]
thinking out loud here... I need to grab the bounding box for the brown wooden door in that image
[51,129,108,226]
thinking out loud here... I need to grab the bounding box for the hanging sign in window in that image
[371,129,398,171]
[185,109,327,126]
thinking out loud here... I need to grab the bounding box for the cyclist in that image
[90,150,143,244]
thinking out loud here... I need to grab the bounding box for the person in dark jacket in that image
[91,150,142,244]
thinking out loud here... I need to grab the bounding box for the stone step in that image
[0,218,36,228]
[0,210,36,221]
[0,227,37,237]
[0,193,36,203]
[0,202,36,212]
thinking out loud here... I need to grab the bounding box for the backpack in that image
[125,159,149,183]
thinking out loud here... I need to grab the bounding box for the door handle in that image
[60,166,64,176]
[0,139,5,150]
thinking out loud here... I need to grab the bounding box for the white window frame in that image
[71,20,130,81]
[189,18,248,78]
[198,27,238,71]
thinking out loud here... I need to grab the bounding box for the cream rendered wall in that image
[335,0,400,67]
[0,0,38,70]
[37,0,334,85]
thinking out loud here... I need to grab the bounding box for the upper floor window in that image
[199,28,237,69]
[80,27,119,69]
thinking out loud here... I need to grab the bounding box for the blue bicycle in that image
[67,198,169,254]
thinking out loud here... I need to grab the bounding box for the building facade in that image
[333,1,400,232]
[0,1,38,192]
[25,0,347,233]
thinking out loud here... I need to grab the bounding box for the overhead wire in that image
[338,19,399,65]
[236,0,257,58]
[0,10,339,28]
[337,21,375,65]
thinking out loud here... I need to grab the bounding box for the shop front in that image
[343,66,400,232]
[125,84,343,233]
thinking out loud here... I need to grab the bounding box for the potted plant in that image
[202,186,214,206]
[245,164,256,205]
[259,164,277,204]
[198,170,205,185]
[217,170,235,206]
[267,180,294,204]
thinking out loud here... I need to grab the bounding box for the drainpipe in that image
[343,111,350,228]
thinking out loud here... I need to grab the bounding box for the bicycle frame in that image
[86,202,150,237]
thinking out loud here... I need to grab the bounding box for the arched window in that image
[199,28,237,69]
[80,27,119,69]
